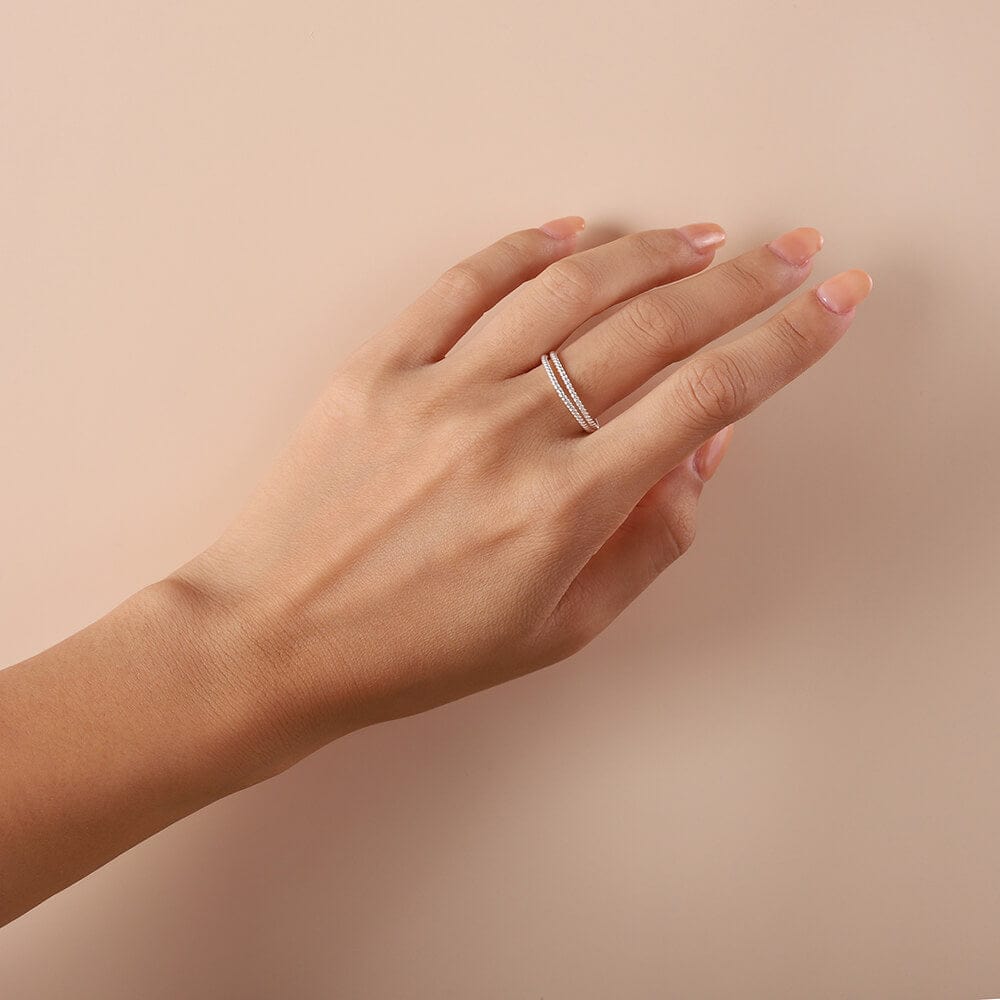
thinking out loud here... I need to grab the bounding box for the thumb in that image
[542,424,736,645]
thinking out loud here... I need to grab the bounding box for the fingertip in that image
[693,423,735,482]
[677,222,727,253]
[767,227,824,267]
[539,216,587,241]
[815,269,874,315]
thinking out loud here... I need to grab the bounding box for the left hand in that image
[163,216,873,779]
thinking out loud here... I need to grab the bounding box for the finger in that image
[550,227,824,420]
[466,223,728,375]
[381,216,586,366]
[544,426,733,648]
[585,269,873,501]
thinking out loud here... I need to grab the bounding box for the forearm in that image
[0,578,294,925]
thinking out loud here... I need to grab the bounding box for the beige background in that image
[1,1,998,997]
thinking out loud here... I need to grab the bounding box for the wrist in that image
[137,565,358,792]
[124,577,291,794]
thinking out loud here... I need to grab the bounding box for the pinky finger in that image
[542,426,733,652]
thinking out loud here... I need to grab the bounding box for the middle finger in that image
[551,226,824,421]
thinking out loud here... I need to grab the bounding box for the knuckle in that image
[678,354,746,425]
[536,257,597,308]
[628,228,677,264]
[317,362,386,424]
[769,309,817,364]
[620,293,684,360]
[657,505,697,563]
[492,232,537,271]
[722,256,769,300]
[433,261,492,301]
[622,500,696,575]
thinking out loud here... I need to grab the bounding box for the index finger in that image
[582,268,874,500]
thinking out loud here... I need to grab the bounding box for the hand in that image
[168,217,872,777]
[0,218,872,923]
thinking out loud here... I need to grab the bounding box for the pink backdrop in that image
[2,2,998,996]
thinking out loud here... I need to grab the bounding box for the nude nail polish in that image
[677,223,727,252]
[766,227,824,267]
[539,216,586,240]
[694,424,735,482]
[815,269,874,314]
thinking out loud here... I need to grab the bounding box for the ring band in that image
[540,350,600,433]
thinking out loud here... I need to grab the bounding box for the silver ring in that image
[540,350,600,433]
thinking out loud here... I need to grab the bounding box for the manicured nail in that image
[766,227,824,267]
[539,216,586,240]
[815,269,874,314]
[694,424,735,482]
[677,222,727,252]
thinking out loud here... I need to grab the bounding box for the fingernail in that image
[694,424,735,482]
[539,216,586,240]
[766,227,824,267]
[815,269,874,314]
[677,222,727,252]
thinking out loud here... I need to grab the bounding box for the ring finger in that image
[540,227,824,427]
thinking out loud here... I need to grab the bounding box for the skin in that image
[0,218,872,926]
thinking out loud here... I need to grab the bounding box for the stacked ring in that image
[540,350,600,433]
